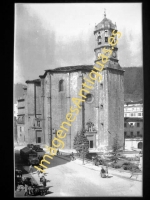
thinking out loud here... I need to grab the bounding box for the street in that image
[15,149,142,197]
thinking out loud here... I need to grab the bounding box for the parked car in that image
[85,152,101,160]
[28,154,39,166]
[93,154,112,166]
[27,144,34,149]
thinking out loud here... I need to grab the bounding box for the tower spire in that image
[104,8,106,18]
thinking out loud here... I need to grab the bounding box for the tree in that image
[73,130,89,157]
[112,134,122,163]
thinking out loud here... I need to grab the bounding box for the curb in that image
[56,155,142,182]
[55,155,71,162]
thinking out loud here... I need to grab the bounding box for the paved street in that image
[15,150,142,197]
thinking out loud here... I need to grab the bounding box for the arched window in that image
[105,30,108,42]
[138,142,143,149]
[59,80,64,92]
[98,35,101,45]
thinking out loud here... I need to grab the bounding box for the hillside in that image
[14,67,143,103]
[123,67,143,102]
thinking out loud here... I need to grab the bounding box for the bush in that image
[126,157,134,161]
[115,164,121,169]
[122,163,139,171]
[110,162,122,169]
[133,157,140,161]
[123,166,128,170]
[123,162,130,165]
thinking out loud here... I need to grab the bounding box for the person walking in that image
[71,152,75,161]
[42,175,47,187]
[39,171,44,183]
[57,149,60,155]
[36,167,44,177]
[29,165,33,174]
[105,166,108,177]
[24,184,28,196]
[100,166,106,178]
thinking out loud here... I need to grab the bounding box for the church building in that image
[18,13,125,151]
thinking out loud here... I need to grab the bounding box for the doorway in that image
[36,130,42,143]
[90,140,93,148]
[37,137,41,143]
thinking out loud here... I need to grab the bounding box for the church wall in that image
[70,71,83,148]
[26,84,35,143]
[40,78,45,144]
[98,69,109,150]
[27,84,34,115]
[107,69,124,150]
[50,73,68,148]
[35,83,42,116]
[44,74,51,146]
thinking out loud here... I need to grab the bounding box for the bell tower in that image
[94,11,125,151]
[94,10,119,66]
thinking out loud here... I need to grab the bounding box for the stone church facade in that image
[17,14,125,151]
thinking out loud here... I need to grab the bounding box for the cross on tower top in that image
[104,8,106,18]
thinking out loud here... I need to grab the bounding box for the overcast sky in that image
[14,3,142,84]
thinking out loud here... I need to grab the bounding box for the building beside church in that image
[124,100,143,118]
[124,117,143,150]
[16,13,125,151]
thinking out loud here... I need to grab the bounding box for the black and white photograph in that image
[14,3,143,197]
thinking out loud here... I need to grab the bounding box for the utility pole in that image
[49,73,52,147]
[81,73,85,131]
[82,143,85,165]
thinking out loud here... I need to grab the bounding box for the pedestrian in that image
[71,152,75,161]
[42,175,47,187]
[105,166,108,177]
[24,184,28,196]
[57,149,60,155]
[27,182,32,195]
[100,166,106,178]
[29,165,33,174]
[39,171,44,183]
[36,167,44,176]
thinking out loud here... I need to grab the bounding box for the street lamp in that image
[81,143,85,165]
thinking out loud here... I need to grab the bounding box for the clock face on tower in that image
[98,52,101,58]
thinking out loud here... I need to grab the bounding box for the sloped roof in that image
[39,65,94,78]
[26,79,40,84]
[125,100,143,105]
[107,61,123,71]
[39,63,124,79]
[95,17,116,31]
[124,117,143,122]
[46,65,93,72]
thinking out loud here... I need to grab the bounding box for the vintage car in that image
[92,154,112,166]
[27,144,34,149]
[85,152,101,160]
[16,176,50,196]
[28,154,39,166]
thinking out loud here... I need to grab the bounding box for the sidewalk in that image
[55,154,142,182]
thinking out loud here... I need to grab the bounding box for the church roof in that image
[107,61,123,71]
[51,65,93,72]
[39,63,124,78]
[95,16,116,32]
[39,65,93,78]
[26,79,41,84]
